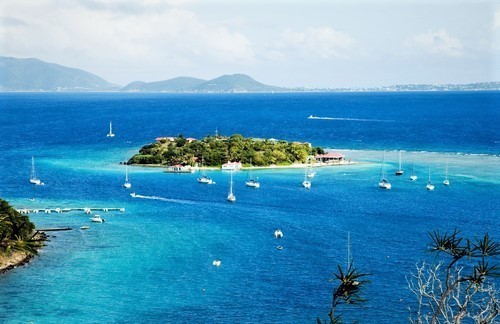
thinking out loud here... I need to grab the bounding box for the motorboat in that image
[91,215,105,223]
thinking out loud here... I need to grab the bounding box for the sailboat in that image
[307,163,316,178]
[197,156,214,184]
[29,156,44,186]
[245,158,260,188]
[227,170,236,202]
[410,158,418,181]
[107,121,115,137]
[378,152,391,189]
[443,162,450,186]
[426,163,435,191]
[123,164,132,188]
[302,166,311,188]
[395,151,404,175]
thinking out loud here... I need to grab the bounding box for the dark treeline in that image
[0,198,42,256]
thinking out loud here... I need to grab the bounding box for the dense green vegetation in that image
[0,198,41,256]
[128,134,325,167]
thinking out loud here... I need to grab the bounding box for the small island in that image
[128,134,330,168]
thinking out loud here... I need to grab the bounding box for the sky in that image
[0,0,499,88]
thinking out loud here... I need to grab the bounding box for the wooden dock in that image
[16,207,125,214]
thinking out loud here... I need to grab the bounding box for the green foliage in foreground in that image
[128,134,325,167]
[0,198,41,256]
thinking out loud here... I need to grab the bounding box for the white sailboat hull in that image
[379,181,391,189]
[245,180,260,188]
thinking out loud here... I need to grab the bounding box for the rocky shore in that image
[0,232,47,274]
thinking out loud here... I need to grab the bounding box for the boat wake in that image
[130,193,198,205]
[308,115,394,122]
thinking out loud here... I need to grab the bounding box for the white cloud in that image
[494,9,500,29]
[0,3,255,82]
[405,29,464,57]
[279,27,355,59]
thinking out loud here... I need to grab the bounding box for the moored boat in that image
[29,156,44,186]
[378,152,391,189]
[395,151,404,175]
[107,121,115,137]
[426,164,435,191]
[91,215,105,223]
[227,171,236,202]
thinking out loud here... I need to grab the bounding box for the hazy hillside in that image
[0,56,118,91]
[1,56,498,92]
[192,74,283,92]
[122,77,206,92]
[122,74,283,92]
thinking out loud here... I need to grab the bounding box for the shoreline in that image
[130,161,357,170]
[0,232,47,275]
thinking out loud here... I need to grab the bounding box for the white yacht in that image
[443,162,450,186]
[227,171,236,202]
[410,158,417,181]
[378,152,391,189]
[302,167,311,188]
[245,160,260,188]
[197,157,215,184]
[123,164,132,188]
[426,164,435,191]
[274,229,283,238]
[395,151,404,175]
[29,156,44,186]
[107,121,115,137]
[91,215,105,223]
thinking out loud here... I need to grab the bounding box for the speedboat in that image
[91,215,105,223]
[80,226,90,230]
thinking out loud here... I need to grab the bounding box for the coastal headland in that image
[0,199,46,274]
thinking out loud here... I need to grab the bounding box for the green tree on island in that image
[0,198,42,256]
[128,134,322,167]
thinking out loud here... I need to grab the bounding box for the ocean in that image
[0,92,498,323]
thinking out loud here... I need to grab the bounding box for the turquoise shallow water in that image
[0,92,498,323]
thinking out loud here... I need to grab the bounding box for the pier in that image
[16,207,125,214]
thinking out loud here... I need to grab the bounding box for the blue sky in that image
[1,0,498,87]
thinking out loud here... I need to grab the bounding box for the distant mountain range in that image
[121,74,284,92]
[1,56,498,92]
[0,56,118,91]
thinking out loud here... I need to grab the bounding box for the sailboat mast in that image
[399,151,402,169]
[428,163,431,182]
[380,152,385,179]
[347,231,351,268]
[31,156,36,179]
[230,171,233,195]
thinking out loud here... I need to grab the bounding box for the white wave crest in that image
[307,115,394,122]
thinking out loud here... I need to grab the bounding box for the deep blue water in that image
[0,92,498,323]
